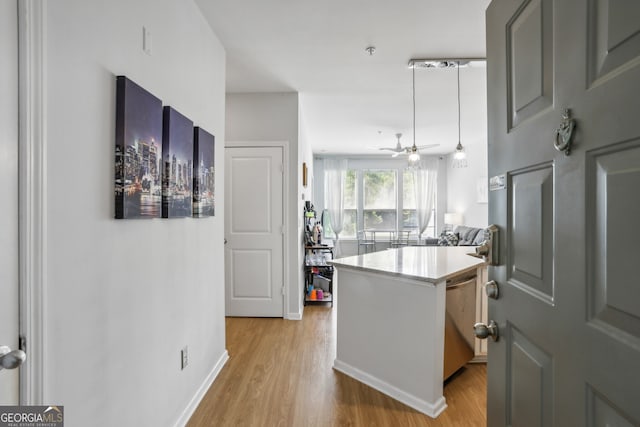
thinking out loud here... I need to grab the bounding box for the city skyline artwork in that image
[114,76,163,219]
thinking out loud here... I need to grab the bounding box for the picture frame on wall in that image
[162,106,194,218]
[302,162,308,187]
[114,76,163,219]
[193,127,215,217]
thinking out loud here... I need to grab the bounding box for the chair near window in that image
[357,230,376,254]
[391,230,411,248]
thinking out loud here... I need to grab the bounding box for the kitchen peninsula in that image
[330,246,486,418]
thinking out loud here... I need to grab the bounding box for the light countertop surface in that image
[329,246,485,283]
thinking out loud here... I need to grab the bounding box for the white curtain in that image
[324,159,348,257]
[414,158,438,242]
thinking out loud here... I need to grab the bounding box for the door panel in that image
[0,0,20,404]
[587,385,637,427]
[587,141,640,340]
[225,146,284,317]
[507,0,553,129]
[508,327,553,427]
[230,250,273,298]
[508,164,554,304]
[487,0,640,425]
[588,0,640,85]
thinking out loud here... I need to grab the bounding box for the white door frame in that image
[224,140,290,318]
[18,0,47,405]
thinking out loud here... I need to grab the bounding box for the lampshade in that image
[453,142,466,160]
[407,148,420,167]
[444,212,463,226]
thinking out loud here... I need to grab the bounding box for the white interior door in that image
[486,0,640,425]
[0,0,21,404]
[225,146,284,317]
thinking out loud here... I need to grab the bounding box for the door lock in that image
[475,224,499,266]
[474,320,499,341]
[484,280,500,299]
[0,346,26,370]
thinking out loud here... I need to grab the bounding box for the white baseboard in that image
[333,359,447,419]
[174,350,229,427]
[285,311,302,320]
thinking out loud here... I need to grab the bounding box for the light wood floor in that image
[188,306,486,427]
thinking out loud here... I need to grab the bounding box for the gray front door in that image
[0,0,20,404]
[486,0,640,425]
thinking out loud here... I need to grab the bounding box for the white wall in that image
[225,93,304,319]
[46,1,227,425]
[446,143,489,228]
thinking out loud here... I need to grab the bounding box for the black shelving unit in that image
[303,208,334,306]
[304,244,334,306]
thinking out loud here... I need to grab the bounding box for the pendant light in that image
[452,61,468,168]
[407,64,421,168]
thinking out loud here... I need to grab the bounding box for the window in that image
[363,170,396,230]
[322,160,437,239]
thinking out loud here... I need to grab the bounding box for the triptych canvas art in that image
[114,76,215,219]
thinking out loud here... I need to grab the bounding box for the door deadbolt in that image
[484,280,499,299]
[474,320,499,342]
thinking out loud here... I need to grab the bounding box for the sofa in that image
[424,225,487,246]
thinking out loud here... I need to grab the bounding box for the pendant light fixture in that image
[407,64,421,168]
[452,61,468,168]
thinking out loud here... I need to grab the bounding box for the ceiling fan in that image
[377,133,439,158]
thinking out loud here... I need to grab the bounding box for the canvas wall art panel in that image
[193,127,215,217]
[162,106,194,218]
[114,76,163,219]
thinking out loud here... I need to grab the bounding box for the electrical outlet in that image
[181,346,188,370]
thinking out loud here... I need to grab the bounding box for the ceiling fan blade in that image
[392,152,402,157]
[415,144,440,150]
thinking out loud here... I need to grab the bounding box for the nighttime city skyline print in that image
[114,76,163,219]
[193,127,215,217]
[162,106,194,218]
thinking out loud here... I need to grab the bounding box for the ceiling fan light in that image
[453,142,466,160]
[408,151,421,167]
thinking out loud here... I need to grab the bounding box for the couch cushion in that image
[455,226,481,245]
[438,232,459,246]
[472,229,487,245]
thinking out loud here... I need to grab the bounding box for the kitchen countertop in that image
[329,246,485,283]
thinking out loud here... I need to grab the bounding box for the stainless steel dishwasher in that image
[443,268,477,380]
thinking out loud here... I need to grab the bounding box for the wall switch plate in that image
[181,346,188,370]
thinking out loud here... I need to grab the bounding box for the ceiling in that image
[195,0,491,156]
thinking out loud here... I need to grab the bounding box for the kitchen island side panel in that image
[334,267,446,411]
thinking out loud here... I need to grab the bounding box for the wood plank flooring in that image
[188,306,486,426]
